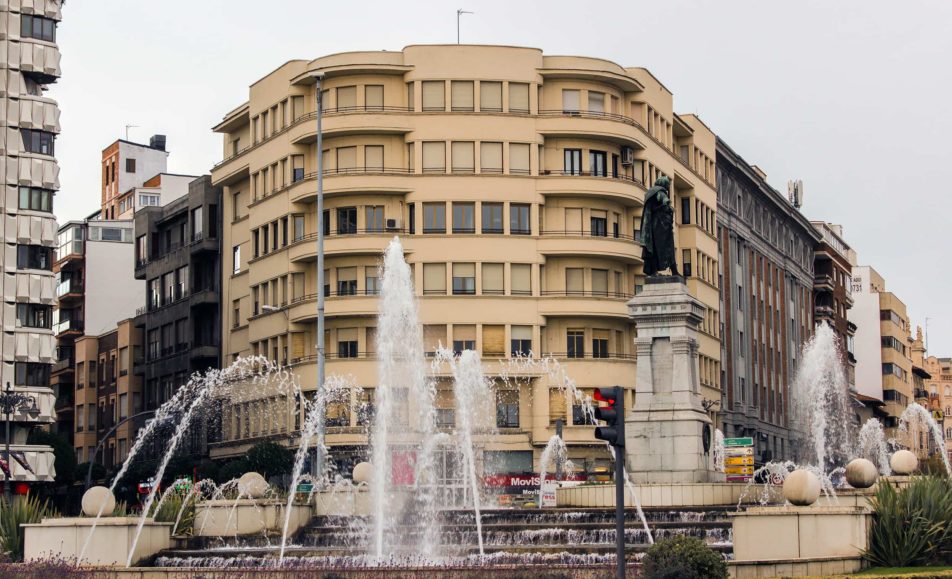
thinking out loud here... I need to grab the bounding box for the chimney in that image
[149,134,167,151]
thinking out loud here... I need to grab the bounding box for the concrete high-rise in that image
[0,1,65,489]
[209,45,722,490]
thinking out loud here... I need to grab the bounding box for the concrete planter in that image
[731,505,872,562]
[23,516,171,566]
[193,499,312,537]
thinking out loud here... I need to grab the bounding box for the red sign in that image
[391,450,416,485]
[484,473,587,496]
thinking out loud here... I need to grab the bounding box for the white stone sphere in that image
[845,458,878,489]
[783,469,821,506]
[237,471,269,498]
[81,486,116,517]
[890,450,918,475]
[353,462,373,484]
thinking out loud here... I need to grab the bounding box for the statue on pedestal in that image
[640,176,679,277]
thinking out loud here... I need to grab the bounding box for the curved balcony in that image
[18,39,62,83]
[288,291,379,323]
[289,168,414,204]
[289,108,413,144]
[536,171,645,207]
[537,110,647,149]
[538,230,642,264]
[538,291,631,320]
[288,229,408,263]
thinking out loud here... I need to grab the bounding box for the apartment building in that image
[849,265,914,443]
[923,355,952,464]
[0,0,65,489]
[716,139,820,464]
[100,136,170,220]
[810,222,856,389]
[133,175,221,419]
[210,45,722,480]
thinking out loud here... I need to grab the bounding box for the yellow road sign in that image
[725,465,754,476]
[725,456,754,466]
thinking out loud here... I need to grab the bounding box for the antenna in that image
[125,124,140,141]
[457,9,473,44]
[787,179,804,209]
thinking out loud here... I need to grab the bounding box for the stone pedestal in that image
[625,277,721,483]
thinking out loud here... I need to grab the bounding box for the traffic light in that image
[593,386,624,447]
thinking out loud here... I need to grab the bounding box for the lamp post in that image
[0,382,40,503]
[313,72,326,484]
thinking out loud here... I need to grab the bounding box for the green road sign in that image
[723,437,754,447]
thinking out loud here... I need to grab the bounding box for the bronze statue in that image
[640,176,680,277]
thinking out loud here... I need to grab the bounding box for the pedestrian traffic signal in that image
[593,386,624,447]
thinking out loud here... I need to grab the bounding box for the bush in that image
[75,462,106,485]
[642,535,727,579]
[217,458,250,483]
[0,496,55,561]
[148,492,196,536]
[245,441,294,479]
[864,476,952,567]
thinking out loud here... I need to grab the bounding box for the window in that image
[592,329,610,358]
[16,303,51,328]
[336,85,357,110]
[148,278,161,308]
[510,204,530,234]
[20,14,56,42]
[453,325,476,354]
[365,274,379,295]
[480,81,502,112]
[567,330,584,358]
[365,145,383,171]
[483,325,505,356]
[406,82,415,112]
[125,158,136,173]
[232,299,241,328]
[336,146,357,172]
[136,235,148,264]
[511,264,531,295]
[509,83,529,113]
[681,196,691,224]
[590,211,607,237]
[293,215,305,241]
[176,265,189,299]
[423,203,446,233]
[423,263,447,295]
[20,129,55,155]
[452,202,475,233]
[422,141,446,173]
[682,249,693,277]
[18,186,53,212]
[573,391,597,425]
[17,245,51,270]
[337,207,357,234]
[566,268,584,294]
[337,267,357,295]
[365,206,384,232]
[589,151,607,176]
[337,328,358,358]
[452,263,476,295]
[232,245,241,274]
[511,325,532,357]
[562,89,580,113]
[451,142,475,173]
[496,390,520,428]
[451,81,474,111]
[591,269,608,296]
[292,155,305,182]
[408,203,415,234]
[365,85,384,110]
[163,272,175,303]
[191,207,203,240]
[421,81,445,111]
[140,194,160,207]
[480,142,503,173]
[15,362,49,387]
[481,202,503,233]
[589,91,605,113]
[482,263,504,295]
[563,149,582,175]
[509,143,530,174]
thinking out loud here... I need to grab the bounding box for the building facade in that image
[849,265,913,443]
[210,45,722,480]
[133,175,221,420]
[810,222,856,388]
[923,356,952,464]
[0,0,65,488]
[716,139,820,465]
[100,136,169,220]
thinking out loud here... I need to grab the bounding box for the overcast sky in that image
[53,0,952,355]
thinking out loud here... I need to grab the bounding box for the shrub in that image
[642,535,727,579]
[75,462,106,485]
[864,476,952,567]
[148,492,196,536]
[0,496,55,561]
[246,441,294,479]
[217,458,250,483]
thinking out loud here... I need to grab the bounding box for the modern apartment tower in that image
[0,1,65,489]
[716,138,821,464]
[210,45,722,486]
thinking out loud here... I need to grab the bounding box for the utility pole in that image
[313,73,326,485]
[456,9,473,44]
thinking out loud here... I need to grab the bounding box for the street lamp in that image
[1,382,40,503]
[313,72,327,485]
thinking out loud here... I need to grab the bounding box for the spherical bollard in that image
[237,471,269,498]
[81,486,117,517]
[353,461,373,484]
[783,469,821,506]
[845,458,878,489]
[890,449,918,475]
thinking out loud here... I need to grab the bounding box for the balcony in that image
[813,274,835,292]
[538,291,631,320]
[189,231,218,254]
[537,171,645,207]
[288,168,414,204]
[539,230,642,264]
[288,291,378,323]
[289,228,407,262]
[55,278,83,301]
[53,318,84,337]
[0,445,55,483]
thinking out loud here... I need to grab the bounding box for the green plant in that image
[111,501,129,517]
[75,461,106,484]
[245,441,294,479]
[147,492,196,535]
[864,476,952,567]
[217,458,250,483]
[0,496,55,561]
[642,535,727,579]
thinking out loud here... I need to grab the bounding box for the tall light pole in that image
[313,73,326,484]
[1,382,40,503]
[457,9,473,44]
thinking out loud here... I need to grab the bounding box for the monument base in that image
[627,408,723,484]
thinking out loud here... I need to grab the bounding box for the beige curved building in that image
[210,45,721,489]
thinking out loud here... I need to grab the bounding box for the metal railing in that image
[540,229,640,243]
[540,290,634,299]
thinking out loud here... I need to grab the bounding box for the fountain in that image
[856,419,892,476]
[899,402,951,476]
[713,429,725,473]
[537,435,570,508]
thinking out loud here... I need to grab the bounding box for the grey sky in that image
[53,0,952,354]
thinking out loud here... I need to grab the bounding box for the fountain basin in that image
[23,516,171,566]
[557,482,782,508]
[193,499,311,537]
[731,505,872,563]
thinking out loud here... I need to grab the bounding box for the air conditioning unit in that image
[621,146,634,166]
[385,218,403,230]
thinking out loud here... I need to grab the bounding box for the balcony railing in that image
[540,229,640,243]
[55,279,84,298]
[53,318,84,335]
[540,290,634,299]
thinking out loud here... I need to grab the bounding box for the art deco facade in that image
[0,0,64,487]
[210,45,722,479]
[716,139,820,464]
[923,356,952,464]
